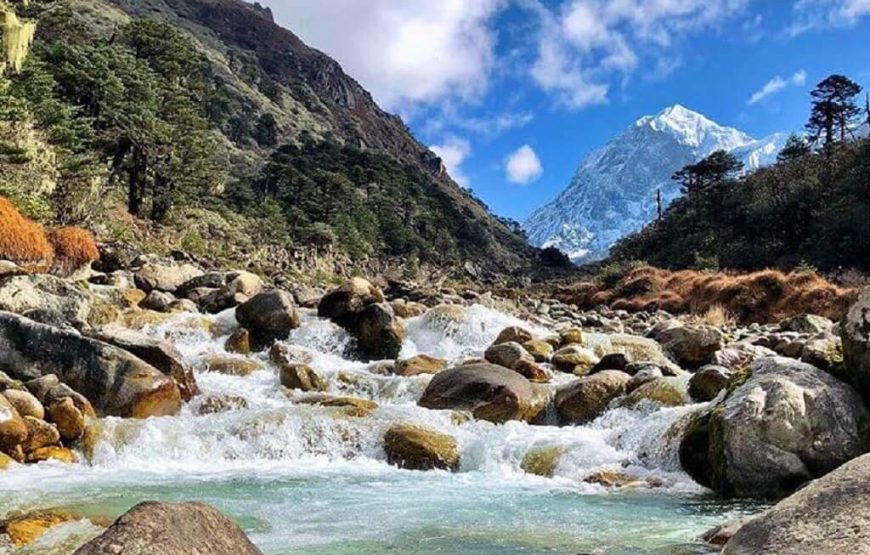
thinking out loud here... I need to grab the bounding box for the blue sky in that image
[264,0,870,222]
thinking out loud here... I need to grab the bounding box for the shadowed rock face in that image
[0,312,181,418]
[73,501,262,555]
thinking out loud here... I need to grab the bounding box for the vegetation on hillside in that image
[612,74,870,272]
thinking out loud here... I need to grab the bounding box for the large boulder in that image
[484,341,534,370]
[554,370,631,425]
[779,313,834,334]
[654,323,724,368]
[679,356,869,499]
[134,263,204,293]
[317,277,384,328]
[0,275,92,328]
[383,423,459,471]
[0,312,181,418]
[418,363,545,423]
[722,453,870,555]
[86,326,198,401]
[235,290,300,349]
[73,501,262,555]
[841,287,870,400]
[0,395,27,452]
[688,365,732,402]
[354,302,405,360]
[394,355,446,376]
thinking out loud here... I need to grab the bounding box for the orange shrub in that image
[48,226,99,274]
[0,196,54,270]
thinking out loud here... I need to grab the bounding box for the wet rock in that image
[225,328,251,355]
[418,362,545,423]
[551,345,599,374]
[279,363,327,392]
[680,356,869,499]
[26,446,76,464]
[626,365,664,392]
[619,377,688,408]
[200,355,264,377]
[0,275,92,328]
[1,511,74,547]
[688,365,732,402]
[0,313,180,418]
[22,416,60,452]
[0,450,17,469]
[48,397,85,441]
[86,326,198,401]
[317,277,384,328]
[655,323,724,367]
[73,501,263,555]
[522,339,554,362]
[420,304,466,326]
[700,517,753,547]
[520,446,565,477]
[589,353,629,374]
[140,290,175,312]
[26,375,95,418]
[484,341,534,370]
[493,326,534,345]
[555,370,631,424]
[394,355,446,376]
[840,287,870,400]
[390,299,427,318]
[197,394,249,415]
[513,360,550,383]
[722,453,870,555]
[134,263,204,293]
[235,290,300,349]
[0,395,27,452]
[269,343,313,366]
[2,389,43,420]
[383,423,459,471]
[354,302,405,360]
[292,394,378,416]
[583,469,664,488]
[558,327,584,346]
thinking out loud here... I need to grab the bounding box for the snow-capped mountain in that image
[523,105,786,263]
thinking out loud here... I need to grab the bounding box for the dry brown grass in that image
[558,265,857,324]
[48,226,99,274]
[0,196,54,271]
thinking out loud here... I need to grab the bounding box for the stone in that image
[48,397,86,441]
[317,278,384,328]
[390,299,427,318]
[700,517,753,547]
[589,352,629,374]
[712,342,778,370]
[554,370,631,425]
[679,356,869,499]
[513,360,549,383]
[0,313,180,418]
[0,450,17,469]
[235,290,300,349]
[0,395,27,452]
[551,345,599,374]
[2,389,44,420]
[200,355,263,377]
[72,501,263,555]
[520,446,565,477]
[779,313,834,334]
[418,362,545,423]
[722,453,870,555]
[86,326,198,402]
[26,376,95,418]
[800,336,842,373]
[0,275,92,328]
[583,469,663,489]
[688,365,731,402]
[354,302,405,360]
[493,326,534,345]
[22,416,60,452]
[292,286,324,308]
[394,355,446,376]
[279,363,327,392]
[225,328,251,354]
[26,446,76,464]
[134,263,204,293]
[269,343,313,366]
[140,290,175,312]
[383,424,459,471]
[167,299,198,314]
[559,327,584,346]
[197,394,249,415]
[2,511,74,547]
[522,339,554,362]
[655,323,724,367]
[626,366,664,392]
[484,341,534,370]
[619,377,688,408]
[840,287,870,400]
[292,394,378,414]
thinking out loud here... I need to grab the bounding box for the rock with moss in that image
[619,377,688,408]
[555,370,631,425]
[679,356,868,499]
[383,423,459,471]
[520,446,565,477]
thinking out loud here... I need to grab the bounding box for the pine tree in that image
[672,150,743,194]
[806,74,862,148]
[777,134,811,163]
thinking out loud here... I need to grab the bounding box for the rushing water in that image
[0,305,763,554]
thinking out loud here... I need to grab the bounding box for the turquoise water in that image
[0,305,765,554]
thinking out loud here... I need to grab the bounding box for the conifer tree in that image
[806,74,862,148]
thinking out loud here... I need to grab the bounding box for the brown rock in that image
[26,446,76,464]
[225,328,251,354]
[394,355,447,376]
[49,397,86,441]
[493,326,534,345]
[22,416,60,452]
[0,395,27,452]
[197,394,249,415]
[200,354,264,376]
[2,389,44,420]
[280,363,327,392]
[383,423,459,471]
[522,339,554,362]
[555,370,631,424]
[317,278,384,328]
[235,290,300,348]
[2,511,73,547]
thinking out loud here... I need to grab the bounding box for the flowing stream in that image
[0,304,763,554]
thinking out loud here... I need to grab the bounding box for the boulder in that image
[551,345,599,374]
[799,336,842,373]
[197,394,249,415]
[554,371,631,424]
[269,343,313,366]
[0,275,92,328]
[589,353,629,374]
[0,395,27,452]
[559,327,583,346]
[840,287,870,400]
[619,377,688,408]
[235,290,300,349]
[779,313,833,334]
[655,323,724,367]
[520,446,565,477]
[1,511,74,547]
[199,271,265,313]
[522,339,553,362]
[279,363,327,392]
[394,355,446,376]
[493,326,534,345]
[200,355,263,377]
[484,341,534,370]
[688,365,732,402]
[140,290,174,312]
[48,397,86,441]
[292,394,378,417]
[225,328,251,355]
[134,263,204,293]
[712,342,778,369]
[317,278,384,328]
[679,356,869,498]
[626,365,664,392]
[25,375,95,418]
[22,416,60,452]
[26,446,76,463]
[86,326,198,401]
[513,359,549,383]
[722,453,870,555]
[0,312,181,418]
[72,501,263,555]
[383,424,459,471]
[353,302,405,360]
[418,363,544,423]
[2,389,44,420]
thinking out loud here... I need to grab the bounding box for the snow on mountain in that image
[523,105,786,263]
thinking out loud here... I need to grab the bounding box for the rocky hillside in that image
[0,0,562,281]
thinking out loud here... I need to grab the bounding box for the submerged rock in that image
[679,356,868,499]
[235,290,300,349]
[722,453,870,554]
[73,501,263,555]
[520,446,565,477]
[1,510,74,547]
[555,370,631,425]
[197,394,249,415]
[279,363,327,392]
[383,423,459,471]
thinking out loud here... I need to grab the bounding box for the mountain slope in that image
[524,105,785,263]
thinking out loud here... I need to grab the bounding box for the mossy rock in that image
[520,446,565,477]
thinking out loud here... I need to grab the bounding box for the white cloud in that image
[790,0,870,35]
[430,136,472,188]
[268,1,504,113]
[505,145,543,185]
[526,0,753,110]
[748,70,808,105]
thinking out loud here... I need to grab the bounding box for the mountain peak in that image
[636,104,751,153]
